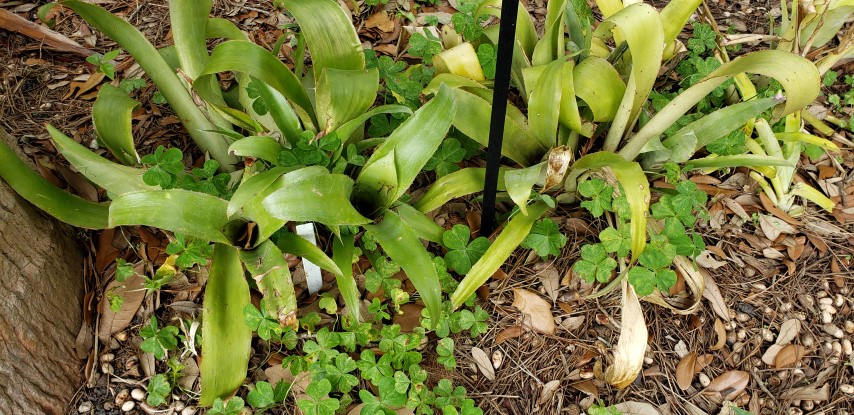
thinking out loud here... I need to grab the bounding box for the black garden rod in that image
[480,0,519,236]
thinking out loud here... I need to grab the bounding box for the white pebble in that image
[832,342,843,357]
[100,353,115,363]
[175,401,186,411]
[131,388,146,401]
[699,373,711,387]
[819,297,833,306]
[115,389,129,405]
[821,311,833,324]
[835,294,844,308]
[78,401,93,413]
[824,324,844,339]
[121,401,135,412]
[761,328,775,342]
[843,339,853,356]
[181,406,197,415]
[841,384,854,394]
[845,320,854,335]
[100,363,113,375]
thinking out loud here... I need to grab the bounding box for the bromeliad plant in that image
[406,0,822,387]
[0,0,463,407]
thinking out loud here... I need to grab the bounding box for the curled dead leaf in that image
[704,370,749,401]
[773,344,805,368]
[676,352,698,390]
[603,282,647,388]
[711,319,726,351]
[511,288,556,335]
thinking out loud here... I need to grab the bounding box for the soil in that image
[0,1,853,415]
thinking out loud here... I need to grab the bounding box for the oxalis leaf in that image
[521,218,567,259]
[573,243,618,283]
[442,224,490,275]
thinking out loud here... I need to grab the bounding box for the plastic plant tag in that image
[295,223,323,294]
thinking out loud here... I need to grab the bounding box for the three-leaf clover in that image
[146,374,171,407]
[297,379,339,415]
[209,397,245,415]
[573,244,617,283]
[578,178,613,217]
[686,23,717,55]
[521,218,568,259]
[442,224,490,274]
[247,380,289,410]
[425,138,467,177]
[142,145,184,188]
[706,129,747,156]
[166,233,213,269]
[599,226,631,258]
[140,316,179,360]
[243,302,283,341]
[451,0,488,41]
[627,248,677,296]
[408,31,443,64]
[436,338,456,370]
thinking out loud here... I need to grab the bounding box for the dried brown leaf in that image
[695,250,727,269]
[773,344,805,368]
[471,347,495,381]
[570,380,598,397]
[495,326,524,344]
[780,383,829,401]
[776,319,800,345]
[759,214,797,241]
[603,283,647,388]
[511,288,556,335]
[537,380,561,405]
[97,264,146,343]
[711,319,727,351]
[612,401,663,415]
[675,352,697,390]
[704,370,749,401]
[703,274,729,320]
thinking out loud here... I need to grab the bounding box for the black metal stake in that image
[480,0,519,236]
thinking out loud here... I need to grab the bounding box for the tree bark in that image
[0,128,83,414]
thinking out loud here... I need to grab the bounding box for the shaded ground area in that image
[0,1,853,414]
